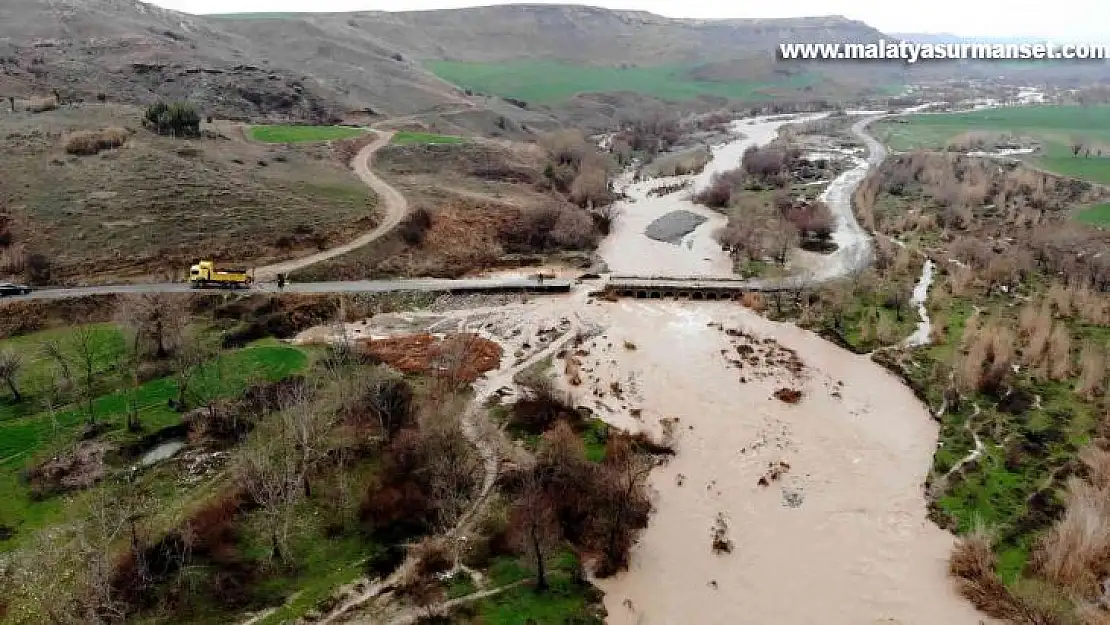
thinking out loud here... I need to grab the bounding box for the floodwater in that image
[139,439,186,466]
[295,287,982,624]
[292,108,985,624]
[568,300,982,625]
[597,113,828,278]
[904,258,936,348]
[579,112,979,624]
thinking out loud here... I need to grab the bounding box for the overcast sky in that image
[147,0,1106,40]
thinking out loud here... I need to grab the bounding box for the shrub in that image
[399,207,433,246]
[783,201,834,240]
[569,162,612,208]
[949,527,1021,619]
[143,100,201,137]
[741,144,799,187]
[508,376,583,435]
[1076,342,1106,399]
[957,322,1015,394]
[64,128,127,156]
[23,253,51,285]
[549,208,598,250]
[694,174,735,208]
[1035,477,1110,597]
[502,206,560,253]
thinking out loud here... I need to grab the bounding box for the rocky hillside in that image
[0,0,466,120]
[0,0,895,122]
[291,6,884,64]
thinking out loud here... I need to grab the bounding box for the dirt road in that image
[253,129,407,283]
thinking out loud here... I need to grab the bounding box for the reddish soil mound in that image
[361,333,502,383]
[773,388,803,404]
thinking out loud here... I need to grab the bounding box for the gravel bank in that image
[644,210,708,245]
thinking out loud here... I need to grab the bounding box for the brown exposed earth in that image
[360,333,503,383]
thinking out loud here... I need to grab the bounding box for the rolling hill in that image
[0,0,898,123]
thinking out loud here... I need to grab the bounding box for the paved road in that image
[10,277,572,301]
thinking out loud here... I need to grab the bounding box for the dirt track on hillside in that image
[253,129,408,283]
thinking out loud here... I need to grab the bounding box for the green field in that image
[426,60,819,105]
[249,125,367,143]
[0,323,309,549]
[872,105,1110,185]
[391,130,468,145]
[1077,202,1110,226]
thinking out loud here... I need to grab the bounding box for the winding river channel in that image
[297,111,980,624]
[577,113,980,624]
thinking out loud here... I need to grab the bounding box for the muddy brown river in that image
[584,114,979,624]
[294,112,984,624]
[570,300,981,625]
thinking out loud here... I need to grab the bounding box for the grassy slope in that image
[1076,202,1110,225]
[1,106,378,283]
[474,554,600,624]
[391,131,467,145]
[872,105,1110,186]
[249,125,368,143]
[0,323,124,423]
[426,60,818,105]
[905,289,1104,581]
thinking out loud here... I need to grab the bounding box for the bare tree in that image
[422,415,483,530]
[279,385,337,498]
[238,430,303,564]
[431,333,482,399]
[39,339,73,390]
[594,436,654,576]
[69,325,102,425]
[0,348,23,402]
[172,329,217,411]
[509,469,561,591]
[6,479,144,623]
[115,294,187,360]
[766,219,799,267]
[358,366,413,442]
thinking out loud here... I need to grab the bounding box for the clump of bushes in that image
[499,204,599,253]
[540,130,616,209]
[399,206,433,246]
[63,128,128,156]
[143,101,201,137]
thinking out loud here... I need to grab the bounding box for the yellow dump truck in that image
[188,260,253,289]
